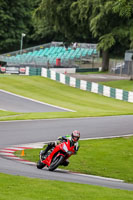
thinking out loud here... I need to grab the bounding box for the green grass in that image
[77,71,108,75]
[1,75,133,198]
[99,80,133,92]
[0,110,18,117]
[0,173,133,200]
[0,75,133,121]
[15,136,133,183]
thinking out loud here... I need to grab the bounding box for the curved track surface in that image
[0,115,133,190]
[0,90,70,112]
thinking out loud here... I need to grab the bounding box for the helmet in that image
[71,130,80,142]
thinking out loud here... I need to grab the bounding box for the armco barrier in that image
[25,67,133,103]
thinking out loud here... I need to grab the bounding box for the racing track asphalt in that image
[0,90,71,112]
[0,116,133,190]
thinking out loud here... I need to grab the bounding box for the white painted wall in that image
[51,68,76,74]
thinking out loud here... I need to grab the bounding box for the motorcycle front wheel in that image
[37,160,46,169]
[49,155,64,171]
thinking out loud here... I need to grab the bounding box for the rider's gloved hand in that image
[49,142,55,147]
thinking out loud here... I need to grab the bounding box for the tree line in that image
[0,0,133,70]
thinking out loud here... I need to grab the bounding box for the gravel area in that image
[68,73,130,83]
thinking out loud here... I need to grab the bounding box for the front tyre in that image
[37,160,46,169]
[49,155,64,171]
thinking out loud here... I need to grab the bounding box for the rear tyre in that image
[37,160,46,169]
[49,155,64,171]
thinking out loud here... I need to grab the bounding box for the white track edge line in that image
[12,133,133,148]
[0,89,75,112]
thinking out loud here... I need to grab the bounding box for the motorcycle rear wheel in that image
[37,160,46,169]
[49,155,64,171]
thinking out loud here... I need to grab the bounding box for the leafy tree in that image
[33,0,133,71]
[33,0,92,43]
[32,4,63,43]
[112,0,133,48]
[112,0,133,80]
[0,0,33,53]
[80,0,124,70]
[81,0,133,71]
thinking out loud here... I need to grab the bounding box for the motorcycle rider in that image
[40,130,80,166]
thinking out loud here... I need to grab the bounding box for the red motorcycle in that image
[37,140,75,171]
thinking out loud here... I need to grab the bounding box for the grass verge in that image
[0,76,133,121]
[0,173,133,200]
[99,80,133,92]
[0,110,19,118]
[77,71,108,75]
[15,136,133,183]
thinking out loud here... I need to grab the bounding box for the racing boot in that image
[40,142,55,160]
